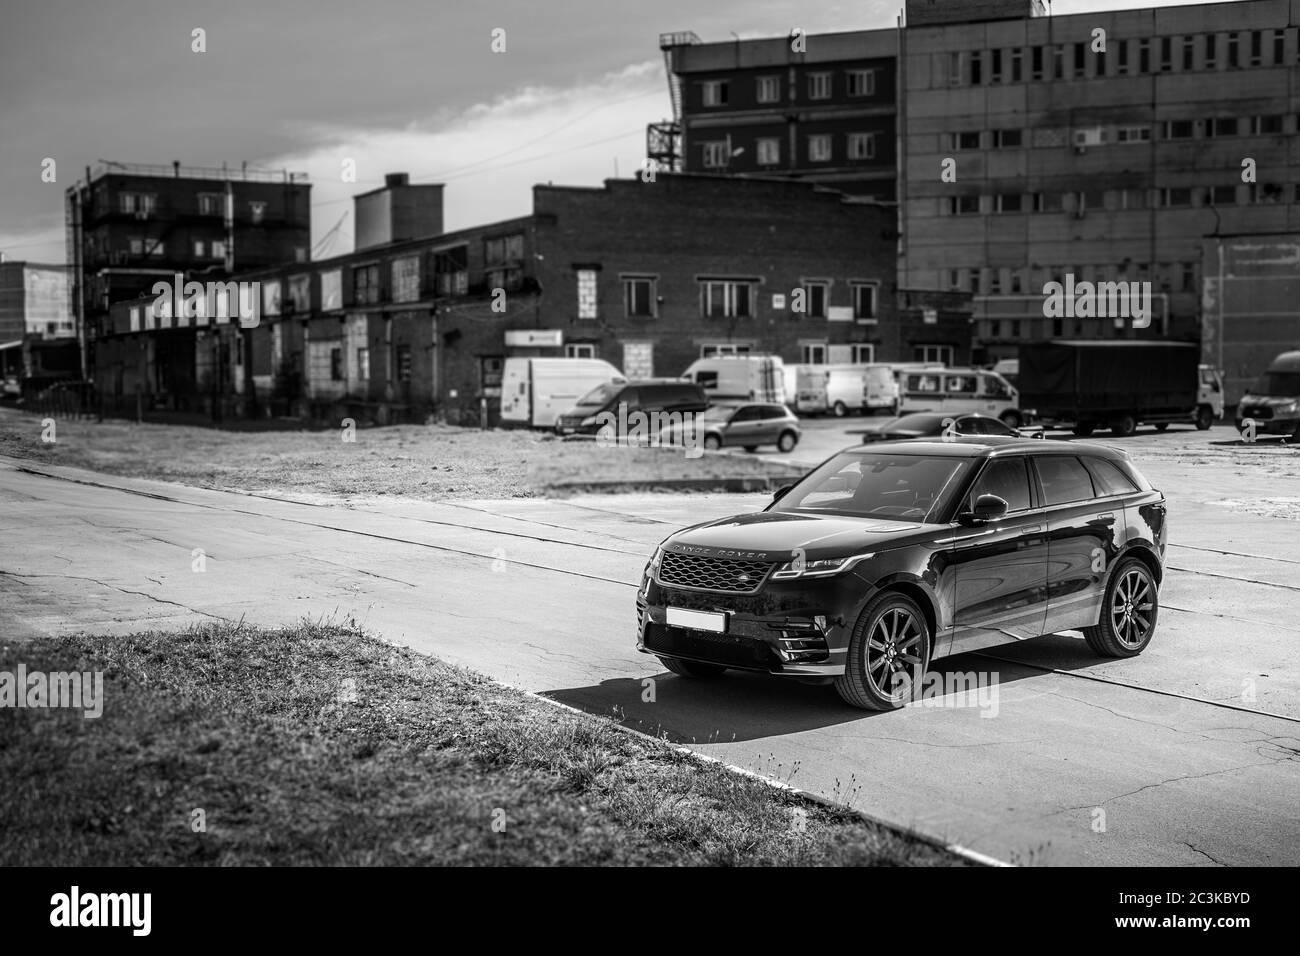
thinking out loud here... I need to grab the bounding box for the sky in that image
[0,0,1233,265]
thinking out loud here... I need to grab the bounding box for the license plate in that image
[666,607,727,633]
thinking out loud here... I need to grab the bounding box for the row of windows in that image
[977,317,1160,341]
[945,115,1292,152]
[574,273,881,321]
[115,191,270,222]
[941,183,1293,217]
[944,262,1197,296]
[945,27,1298,87]
[700,132,878,169]
[700,68,878,107]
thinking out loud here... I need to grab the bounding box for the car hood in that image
[664,510,939,561]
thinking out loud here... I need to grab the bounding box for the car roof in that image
[842,436,1130,460]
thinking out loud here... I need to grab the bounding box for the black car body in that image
[637,437,1167,710]
[859,412,1040,443]
[555,380,708,436]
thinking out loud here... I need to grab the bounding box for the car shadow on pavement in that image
[543,648,1079,745]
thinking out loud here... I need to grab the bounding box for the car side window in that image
[1084,457,1139,496]
[967,457,1031,513]
[731,406,760,422]
[762,405,786,419]
[1035,456,1097,506]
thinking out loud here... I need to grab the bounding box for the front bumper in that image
[635,573,866,676]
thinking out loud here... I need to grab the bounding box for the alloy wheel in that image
[1110,568,1154,647]
[866,607,924,701]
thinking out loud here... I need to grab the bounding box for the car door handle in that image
[1096,513,1114,520]
[1019,525,1042,535]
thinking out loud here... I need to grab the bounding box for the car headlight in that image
[772,553,875,579]
[1278,401,1299,414]
[580,415,598,427]
[643,545,665,580]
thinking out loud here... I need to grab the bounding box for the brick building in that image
[101,173,911,425]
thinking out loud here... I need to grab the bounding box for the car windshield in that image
[1249,372,1300,396]
[772,452,974,522]
[573,382,623,408]
[701,405,737,422]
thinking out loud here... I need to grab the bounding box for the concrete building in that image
[661,29,899,199]
[0,259,76,386]
[900,0,1300,379]
[99,174,909,425]
[65,161,310,377]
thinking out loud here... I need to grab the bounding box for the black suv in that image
[637,437,1167,710]
[555,380,708,436]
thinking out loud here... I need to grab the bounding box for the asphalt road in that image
[3,430,1299,866]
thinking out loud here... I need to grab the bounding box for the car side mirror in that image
[772,484,793,502]
[960,494,1009,525]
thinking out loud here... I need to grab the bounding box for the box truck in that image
[1018,341,1217,437]
[499,358,625,428]
[682,355,785,404]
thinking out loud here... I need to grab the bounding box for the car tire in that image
[1081,557,1159,658]
[1110,414,1137,437]
[834,591,932,711]
[1195,406,1214,430]
[832,401,848,417]
[999,410,1022,429]
[777,430,798,453]
[703,434,722,451]
[659,656,727,678]
[743,445,758,453]
[1153,422,1169,432]
[1072,422,1095,437]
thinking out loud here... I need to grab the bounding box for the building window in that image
[991,128,1022,148]
[485,265,523,292]
[1206,34,1217,69]
[288,273,310,312]
[951,131,981,150]
[971,51,983,85]
[913,345,953,366]
[118,192,156,215]
[1164,120,1195,139]
[996,194,1023,213]
[1163,187,1194,207]
[700,343,752,357]
[702,141,730,169]
[808,72,832,99]
[353,264,380,304]
[1160,37,1173,71]
[1256,115,1284,135]
[1228,33,1239,68]
[1274,29,1285,64]
[850,281,879,321]
[1053,45,1065,79]
[946,195,980,215]
[623,275,655,317]
[198,193,223,216]
[395,345,412,383]
[851,344,875,363]
[756,75,780,103]
[248,201,267,224]
[321,270,343,310]
[391,255,420,303]
[1210,184,1237,205]
[565,344,596,359]
[485,233,523,265]
[211,240,226,259]
[756,137,781,166]
[330,348,344,381]
[1207,117,1238,138]
[702,80,728,106]
[193,240,205,257]
[700,279,755,319]
[1073,41,1087,77]
[847,69,875,96]
[1182,263,1197,292]
[357,348,369,381]
[1183,36,1195,70]
[1116,125,1151,143]
[990,49,1003,83]
[576,269,598,319]
[801,342,828,364]
[808,134,832,162]
[847,132,876,160]
[1011,48,1023,82]
[799,280,829,318]
[1250,30,1262,66]
[1031,46,1045,80]
[434,245,469,295]
[1139,38,1152,73]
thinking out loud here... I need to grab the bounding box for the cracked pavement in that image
[2,452,1298,865]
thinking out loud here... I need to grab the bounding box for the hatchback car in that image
[637,437,1167,710]
[664,402,800,453]
[860,412,1042,443]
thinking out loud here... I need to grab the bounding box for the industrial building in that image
[98,173,913,425]
[0,258,77,390]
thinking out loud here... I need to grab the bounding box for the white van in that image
[500,358,625,428]
[897,367,1022,426]
[795,365,878,416]
[682,355,785,404]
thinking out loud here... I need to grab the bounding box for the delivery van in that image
[897,367,1022,426]
[682,355,785,404]
[500,358,625,428]
[1236,350,1300,439]
[553,379,708,436]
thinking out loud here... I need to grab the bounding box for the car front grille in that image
[657,552,773,593]
[643,622,777,669]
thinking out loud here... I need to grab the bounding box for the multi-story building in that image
[0,259,77,386]
[901,0,1300,389]
[662,29,899,200]
[65,161,310,376]
[99,173,911,424]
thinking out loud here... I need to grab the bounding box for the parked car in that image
[1236,350,1300,440]
[1,374,20,399]
[500,358,625,428]
[636,437,1166,710]
[555,379,708,436]
[659,401,800,452]
[897,367,1023,426]
[860,412,1042,443]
